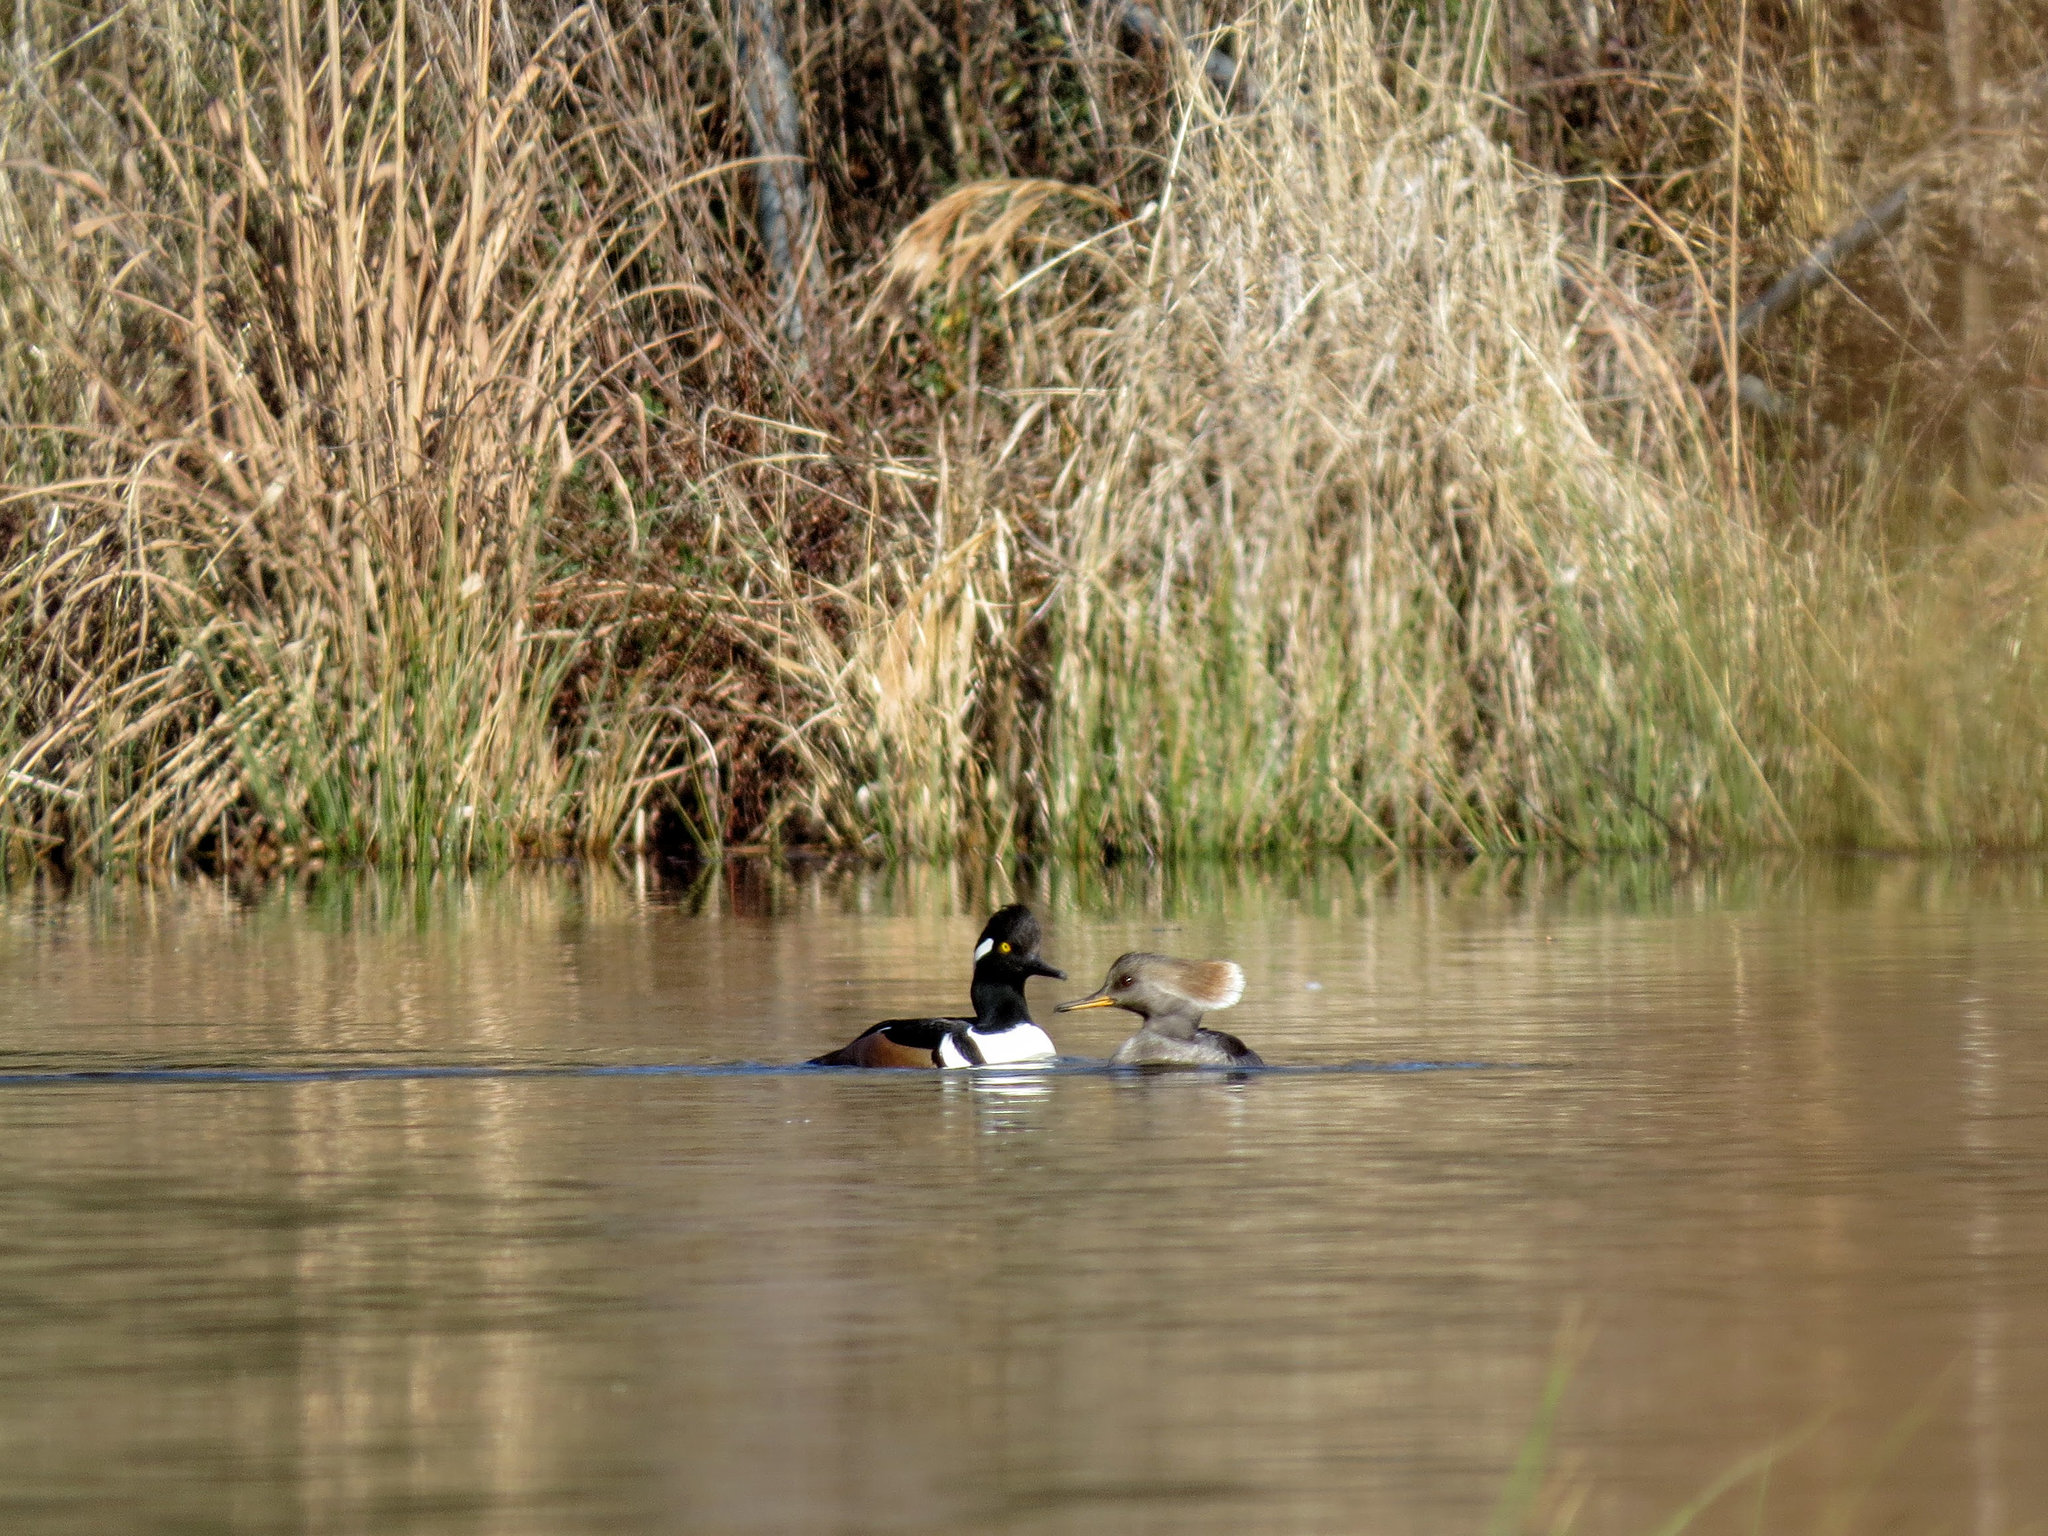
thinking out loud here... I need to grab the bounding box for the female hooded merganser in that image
[1056,953,1264,1067]
[808,905,1066,1068]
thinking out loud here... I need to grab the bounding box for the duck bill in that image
[1055,991,1118,1013]
[1023,956,1066,981]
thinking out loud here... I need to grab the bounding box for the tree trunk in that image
[736,0,817,347]
[1945,0,1997,503]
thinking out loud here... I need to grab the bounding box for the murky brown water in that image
[1,857,2046,1535]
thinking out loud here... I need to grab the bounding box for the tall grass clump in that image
[762,1,2048,859]
[1034,19,1714,855]
[1783,514,2048,849]
[0,0,679,865]
[801,8,1791,858]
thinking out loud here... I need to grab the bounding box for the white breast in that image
[938,1023,1057,1067]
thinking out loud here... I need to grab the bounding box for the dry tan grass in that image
[9,0,2048,868]
[753,7,1748,855]
[745,0,2048,857]
[0,0,706,865]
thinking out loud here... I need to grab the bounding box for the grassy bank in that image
[4,0,2048,868]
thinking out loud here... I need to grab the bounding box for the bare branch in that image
[1733,182,1913,346]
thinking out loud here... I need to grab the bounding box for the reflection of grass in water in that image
[1493,1325,1960,1536]
[0,860,668,938]
[21,848,2048,937]
[843,847,2048,927]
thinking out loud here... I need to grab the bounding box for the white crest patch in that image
[1210,962,1246,1010]
[973,937,994,961]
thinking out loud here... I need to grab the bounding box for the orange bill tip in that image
[1055,994,1119,1012]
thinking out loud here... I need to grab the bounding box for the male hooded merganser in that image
[1056,953,1264,1067]
[808,905,1066,1068]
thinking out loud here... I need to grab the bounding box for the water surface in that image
[2,857,2045,1535]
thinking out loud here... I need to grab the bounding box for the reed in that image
[772,4,2048,858]
[772,11,1792,857]
[6,0,2048,867]
[0,0,703,866]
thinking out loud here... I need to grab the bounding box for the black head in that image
[972,904,1065,982]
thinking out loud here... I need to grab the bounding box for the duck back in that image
[809,1017,956,1068]
[1110,1026,1263,1068]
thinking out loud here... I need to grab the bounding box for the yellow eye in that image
[998,942,1011,953]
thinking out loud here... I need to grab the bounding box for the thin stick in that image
[1732,184,1912,345]
[1725,0,1748,508]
